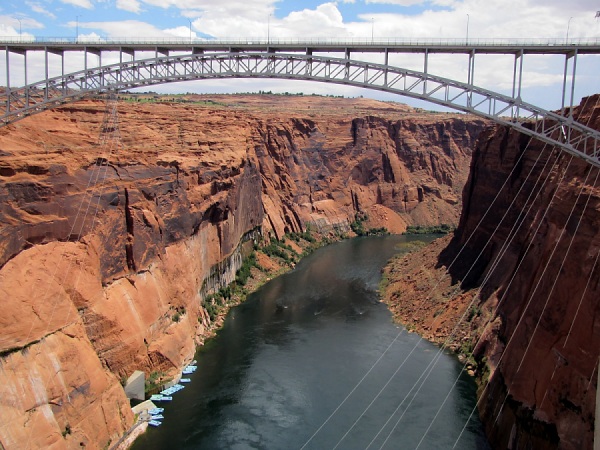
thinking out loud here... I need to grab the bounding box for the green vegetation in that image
[255,90,345,98]
[145,371,169,394]
[118,95,228,107]
[378,271,389,294]
[350,212,389,237]
[350,214,367,236]
[201,288,228,322]
[199,229,329,324]
[114,91,348,104]
[236,252,258,286]
[62,424,71,438]
[171,306,186,322]
[404,224,454,235]
[201,252,263,322]
[262,237,299,263]
[478,357,491,387]
[467,305,482,322]
[459,339,474,358]
[288,230,316,243]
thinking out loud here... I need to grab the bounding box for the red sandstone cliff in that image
[0,94,486,448]
[383,95,600,449]
[254,112,481,237]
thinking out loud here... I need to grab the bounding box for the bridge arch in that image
[2,51,600,168]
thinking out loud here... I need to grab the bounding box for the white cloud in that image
[59,0,94,9]
[0,15,45,34]
[365,0,428,5]
[140,0,275,17]
[77,31,104,41]
[355,0,600,41]
[193,2,350,39]
[163,24,198,39]
[26,2,57,19]
[116,0,142,13]
[77,19,174,37]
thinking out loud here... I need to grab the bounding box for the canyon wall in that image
[0,95,486,448]
[253,112,483,237]
[0,135,263,449]
[383,95,600,449]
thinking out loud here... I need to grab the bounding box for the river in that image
[131,235,490,450]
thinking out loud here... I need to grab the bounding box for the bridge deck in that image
[3,39,600,55]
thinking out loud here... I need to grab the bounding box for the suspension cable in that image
[367,139,561,449]
[17,92,124,449]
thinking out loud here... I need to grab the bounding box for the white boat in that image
[148,408,164,415]
[148,420,162,427]
[150,395,172,401]
[180,378,191,383]
[150,414,164,420]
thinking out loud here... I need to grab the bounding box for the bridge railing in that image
[1,36,600,47]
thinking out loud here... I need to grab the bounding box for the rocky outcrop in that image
[251,112,485,238]
[0,94,486,448]
[382,95,600,449]
[0,152,263,449]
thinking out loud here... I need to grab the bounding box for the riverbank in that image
[379,233,485,370]
[129,233,488,449]
[126,230,344,446]
[198,231,336,342]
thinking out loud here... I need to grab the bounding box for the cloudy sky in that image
[1,0,600,110]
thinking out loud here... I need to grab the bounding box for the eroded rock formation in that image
[0,94,486,448]
[382,95,600,449]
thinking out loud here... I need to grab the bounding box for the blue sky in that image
[1,0,600,111]
[1,0,597,41]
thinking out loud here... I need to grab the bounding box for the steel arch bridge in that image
[2,40,600,168]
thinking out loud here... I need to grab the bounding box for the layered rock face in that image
[0,95,486,448]
[0,130,263,449]
[254,112,483,236]
[452,97,600,450]
[383,95,600,449]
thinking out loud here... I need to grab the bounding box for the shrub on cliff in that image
[236,252,258,286]
[351,213,389,237]
[404,224,454,235]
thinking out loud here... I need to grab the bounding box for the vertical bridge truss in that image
[2,40,600,168]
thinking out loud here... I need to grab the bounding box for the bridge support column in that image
[84,47,88,90]
[44,46,49,101]
[4,47,9,91]
[512,50,524,119]
[423,49,428,94]
[24,50,28,105]
[384,49,389,87]
[561,50,578,117]
[345,48,350,80]
[467,50,475,108]
[4,47,9,117]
